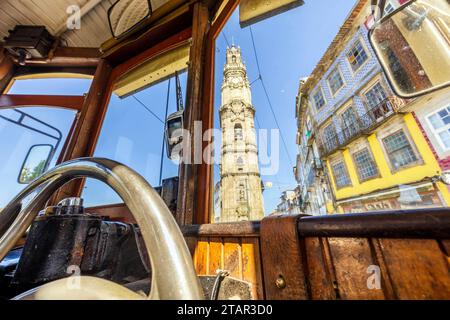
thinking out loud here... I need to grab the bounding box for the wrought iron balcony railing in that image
[317,97,404,157]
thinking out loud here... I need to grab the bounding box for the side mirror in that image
[18,145,54,184]
[108,0,152,39]
[165,110,184,161]
[369,0,450,98]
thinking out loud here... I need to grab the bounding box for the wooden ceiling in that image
[0,0,169,48]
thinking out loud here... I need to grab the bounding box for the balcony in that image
[317,97,405,157]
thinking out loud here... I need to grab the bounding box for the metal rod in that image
[159,78,171,186]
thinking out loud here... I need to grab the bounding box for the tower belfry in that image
[219,45,265,222]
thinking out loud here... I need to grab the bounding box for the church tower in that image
[219,45,265,222]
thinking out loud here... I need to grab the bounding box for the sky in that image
[0,0,358,215]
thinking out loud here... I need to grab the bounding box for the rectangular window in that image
[383,130,418,170]
[341,106,360,138]
[313,88,326,110]
[384,2,395,15]
[427,106,450,150]
[347,40,369,72]
[365,82,388,109]
[321,123,337,154]
[353,148,379,181]
[328,68,345,95]
[332,161,352,188]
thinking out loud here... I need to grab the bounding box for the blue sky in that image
[0,0,358,214]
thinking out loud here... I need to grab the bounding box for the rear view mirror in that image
[19,145,53,184]
[108,0,152,39]
[369,0,450,98]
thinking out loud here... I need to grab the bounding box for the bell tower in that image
[219,45,265,222]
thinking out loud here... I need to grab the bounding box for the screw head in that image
[276,275,286,289]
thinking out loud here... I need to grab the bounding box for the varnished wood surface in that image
[189,236,265,300]
[0,94,84,111]
[177,2,211,225]
[298,209,450,238]
[83,208,450,300]
[260,215,309,300]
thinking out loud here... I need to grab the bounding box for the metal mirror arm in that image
[0,158,204,300]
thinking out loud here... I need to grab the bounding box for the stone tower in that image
[219,45,265,222]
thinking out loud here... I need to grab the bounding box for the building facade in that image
[275,188,302,216]
[219,46,265,222]
[295,0,450,214]
[295,80,334,215]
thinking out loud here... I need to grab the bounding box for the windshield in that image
[0,77,91,208]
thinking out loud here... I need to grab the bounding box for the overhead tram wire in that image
[159,78,172,186]
[249,26,295,169]
[132,95,165,124]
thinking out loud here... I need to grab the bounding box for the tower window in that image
[238,181,248,202]
[235,124,243,141]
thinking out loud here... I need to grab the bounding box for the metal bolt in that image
[276,275,286,289]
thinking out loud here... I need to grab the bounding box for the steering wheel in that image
[0,158,204,300]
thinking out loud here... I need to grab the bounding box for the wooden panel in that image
[303,237,336,300]
[378,239,450,299]
[0,94,84,110]
[194,238,209,275]
[185,237,198,258]
[208,238,223,274]
[242,238,264,299]
[177,2,210,225]
[223,238,242,278]
[327,238,386,300]
[260,215,308,300]
[191,236,264,300]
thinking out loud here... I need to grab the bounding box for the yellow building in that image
[296,0,450,214]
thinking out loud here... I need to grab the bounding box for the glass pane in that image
[0,107,76,208]
[8,77,92,96]
[210,0,450,218]
[438,130,450,148]
[82,73,187,207]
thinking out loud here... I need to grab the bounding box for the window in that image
[82,73,187,207]
[328,68,345,95]
[341,106,360,138]
[383,130,419,170]
[313,88,326,110]
[353,148,379,181]
[237,180,248,202]
[427,106,450,150]
[365,82,388,109]
[347,40,369,72]
[8,77,92,96]
[332,160,352,188]
[323,123,336,141]
[0,107,77,208]
[384,2,395,15]
[234,123,243,141]
[322,123,337,152]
